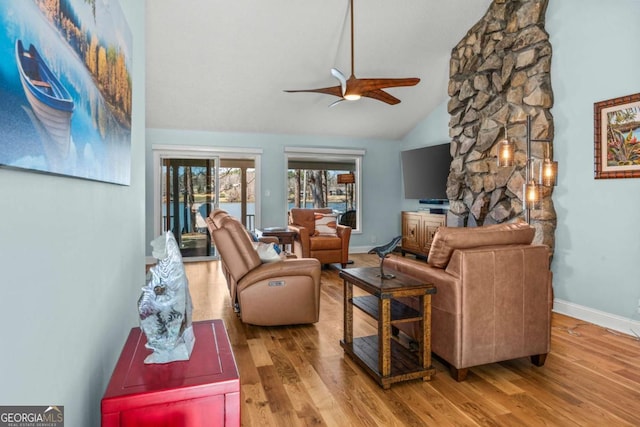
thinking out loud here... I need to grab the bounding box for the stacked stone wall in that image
[446,0,556,250]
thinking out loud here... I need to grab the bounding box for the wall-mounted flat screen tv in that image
[401,143,451,201]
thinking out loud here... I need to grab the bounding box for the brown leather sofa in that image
[206,209,322,326]
[288,208,351,268]
[384,222,553,381]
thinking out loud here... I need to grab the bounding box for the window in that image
[152,145,262,260]
[285,147,364,232]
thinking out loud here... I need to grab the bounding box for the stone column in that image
[446,0,556,252]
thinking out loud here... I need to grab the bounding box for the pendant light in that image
[497,115,557,223]
[497,124,514,167]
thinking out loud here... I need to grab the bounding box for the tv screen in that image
[401,143,451,200]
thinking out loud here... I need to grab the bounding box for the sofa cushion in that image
[309,235,342,250]
[314,213,338,236]
[428,222,535,268]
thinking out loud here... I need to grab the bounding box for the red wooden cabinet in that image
[102,320,240,427]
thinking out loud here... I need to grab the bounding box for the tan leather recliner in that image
[384,222,553,381]
[206,209,278,305]
[288,208,351,268]
[207,210,322,326]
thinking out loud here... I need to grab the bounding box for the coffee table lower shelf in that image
[340,335,435,388]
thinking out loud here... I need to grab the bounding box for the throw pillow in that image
[314,213,338,236]
[255,242,282,263]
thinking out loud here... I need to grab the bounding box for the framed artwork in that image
[594,92,640,179]
[0,0,132,185]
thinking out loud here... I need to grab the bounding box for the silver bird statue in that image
[368,235,402,279]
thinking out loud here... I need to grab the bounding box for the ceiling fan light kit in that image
[285,0,420,106]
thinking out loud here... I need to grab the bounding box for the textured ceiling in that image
[146,0,492,140]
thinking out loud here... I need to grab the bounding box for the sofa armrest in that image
[336,224,350,237]
[236,257,322,326]
[336,224,351,264]
[237,258,320,294]
[288,225,310,258]
[258,236,279,245]
[384,254,460,314]
[336,224,351,242]
[447,244,552,367]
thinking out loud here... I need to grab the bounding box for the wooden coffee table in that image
[339,267,436,389]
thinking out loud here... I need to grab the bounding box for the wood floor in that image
[185,254,640,427]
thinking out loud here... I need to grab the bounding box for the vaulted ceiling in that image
[146,0,492,140]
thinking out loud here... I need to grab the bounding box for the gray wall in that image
[546,0,640,323]
[400,101,451,212]
[0,2,145,426]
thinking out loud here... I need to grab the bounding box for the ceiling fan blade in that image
[284,85,343,98]
[331,68,347,96]
[353,77,420,92]
[361,89,401,105]
[329,98,346,108]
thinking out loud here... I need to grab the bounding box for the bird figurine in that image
[368,235,402,279]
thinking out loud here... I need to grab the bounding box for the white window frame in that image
[284,146,364,234]
[152,145,263,238]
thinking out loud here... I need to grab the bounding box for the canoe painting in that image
[0,0,132,184]
[15,39,74,158]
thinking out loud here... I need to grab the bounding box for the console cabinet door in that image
[402,212,421,253]
[401,211,445,258]
[420,217,445,255]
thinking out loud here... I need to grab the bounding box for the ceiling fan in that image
[285,0,420,106]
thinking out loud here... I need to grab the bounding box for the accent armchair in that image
[288,208,352,268]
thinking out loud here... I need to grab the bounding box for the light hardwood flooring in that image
[185,254,640,426]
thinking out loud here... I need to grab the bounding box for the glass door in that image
[218,159,256,231]
[161,157,219,258]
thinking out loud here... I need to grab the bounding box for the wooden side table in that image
[339,267,436,389]
[258,227,297,254]
[101,319,240,427]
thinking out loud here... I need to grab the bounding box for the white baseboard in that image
[350,246,372,254]
[553,298,640,338]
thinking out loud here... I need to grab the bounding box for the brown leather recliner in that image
[288,208,351,268]
[384,222,553,381]
[207,209,278,303]
[207,210,322,326]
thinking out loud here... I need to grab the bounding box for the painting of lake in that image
[0,0,132,185]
